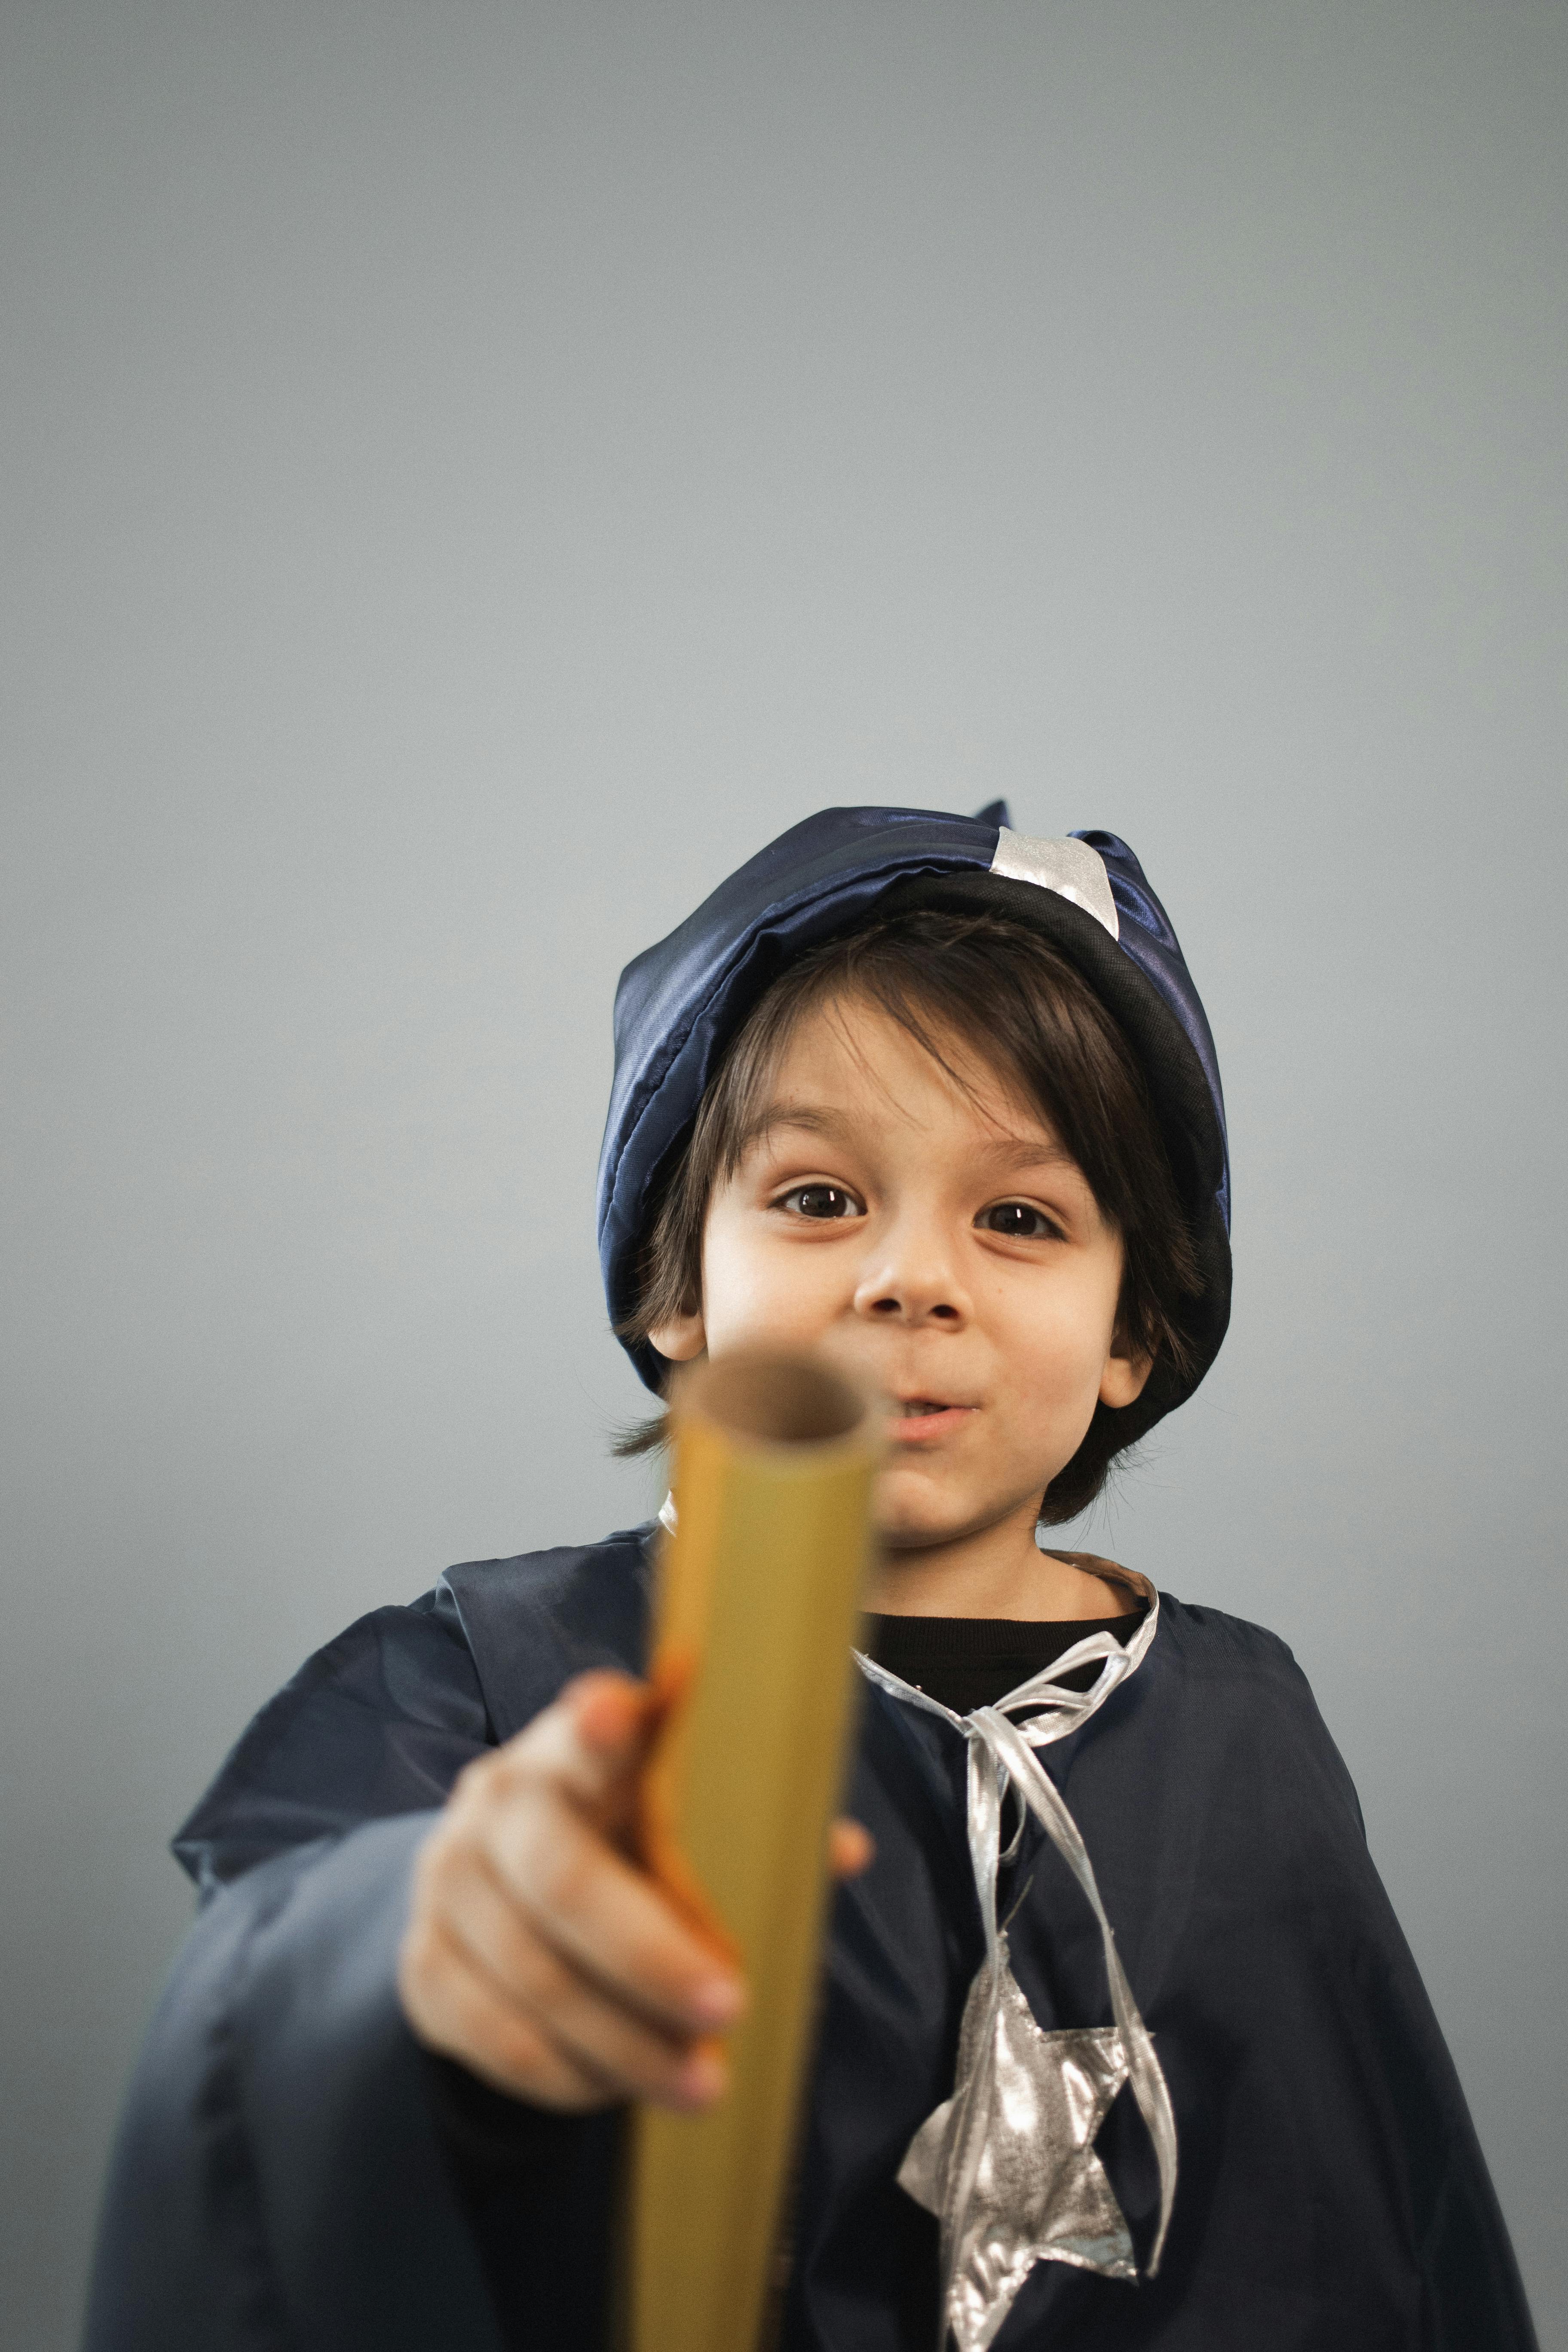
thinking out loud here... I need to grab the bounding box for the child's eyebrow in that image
[734,1101,1077,1175]
[978,1133,1078,1173]
[733,1101,854,1158]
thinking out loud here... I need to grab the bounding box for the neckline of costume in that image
[855,1562,1159,1737]
[659,1488,1158,1733]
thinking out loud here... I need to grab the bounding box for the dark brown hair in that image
[616,906,1200,1522]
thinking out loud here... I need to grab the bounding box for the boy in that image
[85,804,1536,2350]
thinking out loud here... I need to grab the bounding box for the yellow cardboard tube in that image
[629,1351,880,2352]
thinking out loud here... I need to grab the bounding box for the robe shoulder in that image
[172,1525,653,1894]
[1145,1586,1366,1824]
[1003,1590,1540,2352]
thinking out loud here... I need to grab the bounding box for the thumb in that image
[509,1670,655,1812]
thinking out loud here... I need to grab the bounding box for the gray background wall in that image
[3,3,1564,2345]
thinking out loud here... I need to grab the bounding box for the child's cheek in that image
[701,1228,844,1356]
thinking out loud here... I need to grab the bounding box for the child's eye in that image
[978,1201,1062,1240]
[776,1184,863,1221]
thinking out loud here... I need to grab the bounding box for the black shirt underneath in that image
[864,1607,1147,1716]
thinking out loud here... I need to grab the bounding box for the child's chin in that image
[873,1472,974,1549]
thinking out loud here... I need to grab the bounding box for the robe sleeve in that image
[83,1588,622,2351]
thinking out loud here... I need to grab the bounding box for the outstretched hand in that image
[398,1669,873,2112]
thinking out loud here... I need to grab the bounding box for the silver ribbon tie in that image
[857,1571,1177,2352]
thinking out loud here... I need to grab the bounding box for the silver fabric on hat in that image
[989,830,1120,941]
[857,1570,1176,2352]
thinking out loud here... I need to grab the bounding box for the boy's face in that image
[649,992,1151,1553]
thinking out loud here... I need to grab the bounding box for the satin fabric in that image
[85,1526,1537,2352]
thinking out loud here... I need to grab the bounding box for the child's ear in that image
[1099,1339,1154,1412]
[648,1306,707,1363]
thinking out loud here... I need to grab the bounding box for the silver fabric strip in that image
[856,1570,1176,2347]
[988,829,1120,940]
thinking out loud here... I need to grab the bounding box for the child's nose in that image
[851,1228,969,1329]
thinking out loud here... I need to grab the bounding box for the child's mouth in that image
[889,1399,975,1441]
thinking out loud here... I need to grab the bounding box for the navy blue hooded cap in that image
[598,804,1231,1440]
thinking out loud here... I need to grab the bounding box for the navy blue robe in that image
[83,1526,1537,2350]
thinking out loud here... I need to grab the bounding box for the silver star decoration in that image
[898,1936,1135,2352]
